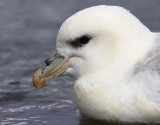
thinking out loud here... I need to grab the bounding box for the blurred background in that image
[0,0,160,125]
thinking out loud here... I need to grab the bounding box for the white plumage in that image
[56,5,160,123]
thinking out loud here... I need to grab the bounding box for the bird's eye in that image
[79,35,91,44]
[69,35,92,48]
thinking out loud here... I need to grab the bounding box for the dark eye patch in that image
[69,35,92,48]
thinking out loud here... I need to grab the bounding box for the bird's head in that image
[33,5,152,89]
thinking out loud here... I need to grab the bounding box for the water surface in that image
[0,0,160,125]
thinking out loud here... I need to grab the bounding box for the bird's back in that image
[132,33,160,108]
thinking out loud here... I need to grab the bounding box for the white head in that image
[56,5,152,80]
[33,5,153,89]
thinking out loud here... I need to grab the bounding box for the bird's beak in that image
[32,50,70,89]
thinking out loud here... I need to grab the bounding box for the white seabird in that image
[33,5,160,123]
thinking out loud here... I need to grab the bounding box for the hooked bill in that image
[32,51,70,89]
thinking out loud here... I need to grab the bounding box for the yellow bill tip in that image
[32,69,47,89]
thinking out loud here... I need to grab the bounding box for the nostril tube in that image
[45,59,52,66]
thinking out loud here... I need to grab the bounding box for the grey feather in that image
[134,33,160,73]
[132,33,160,106]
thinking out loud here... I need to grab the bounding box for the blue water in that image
[0,0,160,125]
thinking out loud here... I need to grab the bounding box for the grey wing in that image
[134,33,160,73]
[133,33,160,106]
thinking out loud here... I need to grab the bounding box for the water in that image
[0,0,160,125]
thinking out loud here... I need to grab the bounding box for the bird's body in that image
[33,5,160,123]
[73,34,160,123]
[74,38,160,123]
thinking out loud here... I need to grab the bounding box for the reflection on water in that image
[79,118,152,125]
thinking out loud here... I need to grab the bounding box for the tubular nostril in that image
[45,59,51,66]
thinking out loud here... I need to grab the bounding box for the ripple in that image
[61,100,73,103]
[1,118,29,125]
[38,102,67,110]
[1,116,43,125]
[2,106,36,113]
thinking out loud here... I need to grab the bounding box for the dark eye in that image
[69,35,92,48]
[79,35,91,44]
